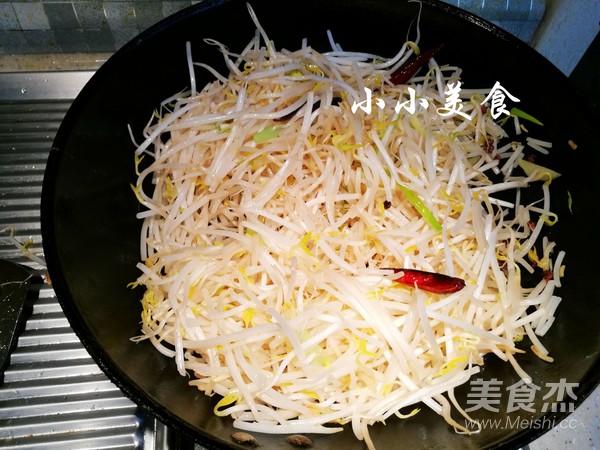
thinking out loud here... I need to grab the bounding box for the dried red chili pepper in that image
[482,138,495,154]
[389,268,465,294]
[389,43,444,86]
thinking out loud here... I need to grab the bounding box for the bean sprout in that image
[130,5,565,448]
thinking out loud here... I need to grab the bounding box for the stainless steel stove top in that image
[0,71,189,450]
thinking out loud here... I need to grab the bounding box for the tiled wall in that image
[444,0,545,43]
[0,1,202,54]
[0,0,544,55]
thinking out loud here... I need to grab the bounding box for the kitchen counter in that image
[529,391,599,449]
[0,53,111,73]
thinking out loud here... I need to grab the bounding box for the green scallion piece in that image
[253,126,280,143]
[399,184,442,232]
[510,107,544,126]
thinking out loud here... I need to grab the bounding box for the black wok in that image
[41,0,600,448]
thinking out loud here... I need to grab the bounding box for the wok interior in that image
[42,0,600,448]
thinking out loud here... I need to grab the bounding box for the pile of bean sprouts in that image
[131,5,565,448]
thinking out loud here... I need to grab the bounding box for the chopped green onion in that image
[399,184,442,232]
[497,115,509,126]
[510,107,544,126]
[567,190,573,214]
[518,159,561,182]
[253,126,280,143]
